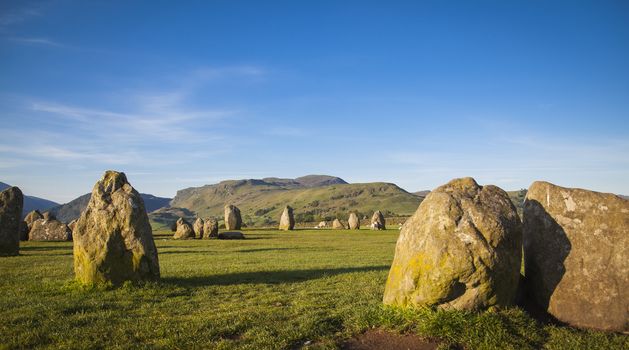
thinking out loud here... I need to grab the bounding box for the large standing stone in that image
[203,218,219,238]
[383,177,522,310]
[193,218,204,239]
[0,187,23,256]
[371,210,386,230]
[73,171,160,285]
[523,181,629,332]
[29,212,72,241]
[279,206,295,231]
[173,218,195,239]
[332,219,346,229]
[348,213,360,229]
[224,204,242,230]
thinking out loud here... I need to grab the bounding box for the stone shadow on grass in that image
[163,265,390,287]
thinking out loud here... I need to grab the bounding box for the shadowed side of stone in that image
[73,171,160,286]
[523,181,628,332]
[0,187,23,256]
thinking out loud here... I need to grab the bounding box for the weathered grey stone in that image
[203,218,219,238]
[279,206,295,231]
[224,204,242,230]
[218,231,245,240]
[348,213,360,229]
[523,181,629,332]
[332,219,346,229]
[0,187,23,256]
[193,218,204,239]
[383,177,522,310]
[73,171,160,285]
[29,216,72,241]
[371,211,386,230]
[173,218,195,239]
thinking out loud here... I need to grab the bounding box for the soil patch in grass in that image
[342,329,441,350]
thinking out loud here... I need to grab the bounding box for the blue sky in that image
[1,0,628,203]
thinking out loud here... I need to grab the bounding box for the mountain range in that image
[0,182,59,217]
[160,175,423,227]
[48,192,172,223]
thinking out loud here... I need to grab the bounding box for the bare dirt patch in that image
[342,329,441,350]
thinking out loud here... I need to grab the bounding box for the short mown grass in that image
[0,229,626,349]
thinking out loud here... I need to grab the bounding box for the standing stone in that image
[203,218,219,238]
[24,210,43,230]
[348,213,360,229]
[318,221,327,228]
[383,177,522,310]
[371,210,386,230]
[523,181,629,332]
[68,219,77,232]
[279,206,295,231]
[73,171,160,285]
[173,218,195,239]
[224,204,242,230]
[193,218,204,239]
[19,209,41,241]
[0,187,23,256]
[29,212,72,241]
[332,219,346,229]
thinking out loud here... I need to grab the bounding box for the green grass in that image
[1,229,626,349]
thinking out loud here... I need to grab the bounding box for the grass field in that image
[0,229,626,349]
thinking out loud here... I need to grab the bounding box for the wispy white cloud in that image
[8,37,64,47]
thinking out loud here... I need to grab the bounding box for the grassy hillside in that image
[167,178,422,227]
[1,229,625,349]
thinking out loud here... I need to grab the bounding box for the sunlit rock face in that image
[73,171,160,286]
[384,177,522,311]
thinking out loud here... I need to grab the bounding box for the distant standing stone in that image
[193,218,204,239]
[0,187,23,256]
[224,204,242,230]
[383,177,522,310]
[29,215,72,241]
[173,218,195,239]
[279,206,295,230]
[371,211,386,230]
[332,219,346,230]
[318,221,327,228]
[24,210,43,231]
[524,181,629,332]
[73,171,160,285]
[203,218,219,238]
[348,213,360,229]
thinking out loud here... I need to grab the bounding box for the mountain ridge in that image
[0,182,60,217]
